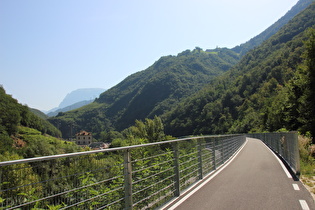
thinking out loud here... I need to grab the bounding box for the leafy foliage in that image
[299,135,315,176]
[0,86,61,138]
[122,116,165,142]
[110,116,169,147]
[16,126,80,158]
[274,28,315,137]
[29,108,48,119]
[0,87,81,159]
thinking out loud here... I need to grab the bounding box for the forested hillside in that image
[49,48,239,139]
[164,2,315,138]
[232,0,313,56]
[0,86,81,159]
[0,86,61,138]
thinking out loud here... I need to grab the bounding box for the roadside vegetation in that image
[1,1,315,206]
[299,135,315,198]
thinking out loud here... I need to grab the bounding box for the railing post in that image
[277,135,280,154]
[173,142,180,197]
[124,149,133,209]
[221,137,224,164]
[198,139,203,180]
[212,138,216,170]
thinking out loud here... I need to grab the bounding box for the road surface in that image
[165,138,315,210]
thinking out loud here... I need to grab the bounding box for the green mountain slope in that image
[49,48,239,138]
[0,86,81,159]
[232,0,314,56]
[163,2,315,136]
[30,108,48,119]
[0,86,61,138]
[49,0,314,140]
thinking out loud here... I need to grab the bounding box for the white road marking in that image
[164,139,248,210]
[292,183,300,190]
[299,200,310,210]
[277,157,292,178]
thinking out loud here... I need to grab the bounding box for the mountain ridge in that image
[47,100,94,117]
[163,1,315,136]
[232,0,313,56]
[49,48,239,138]
[48,0,314,139]
[58,88,105,109]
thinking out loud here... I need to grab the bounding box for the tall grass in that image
[299,135,315,177]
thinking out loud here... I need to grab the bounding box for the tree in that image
[146,116,165,142]
[302,28,315,140]
[121,116,166,143]
[285,28,315,141]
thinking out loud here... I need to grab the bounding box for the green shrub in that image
[299,135,315,177]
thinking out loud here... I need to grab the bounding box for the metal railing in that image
[247,132,300,176]
[0,134,245,209]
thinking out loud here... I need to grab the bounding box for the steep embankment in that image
[163,2,315,136]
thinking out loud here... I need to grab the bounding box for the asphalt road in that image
[166,138,315,210]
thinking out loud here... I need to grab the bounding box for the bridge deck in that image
[165,138,315,210]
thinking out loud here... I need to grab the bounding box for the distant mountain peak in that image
[58,88,106,109]
[45,88,106,115]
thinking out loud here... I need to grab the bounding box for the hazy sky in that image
[1,0,299,111]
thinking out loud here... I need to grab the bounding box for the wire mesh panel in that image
[0,134,246,209]
[0,152,125,210]
[177,139,199,191]
[201,139,215,176]
[131,143,175,209]
[247,132,300,176]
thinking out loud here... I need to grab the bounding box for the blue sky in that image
[1,0,299,111]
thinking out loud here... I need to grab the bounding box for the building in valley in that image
[76,130,92,146]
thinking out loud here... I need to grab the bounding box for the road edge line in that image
[260,141,292,178]
[162,138,248,210]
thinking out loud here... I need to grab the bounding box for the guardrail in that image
[0,134,245,209]
[247,132,300,176]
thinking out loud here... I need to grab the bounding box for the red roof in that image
[76,130,92,136]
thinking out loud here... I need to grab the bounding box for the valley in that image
[1,1,315,207]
